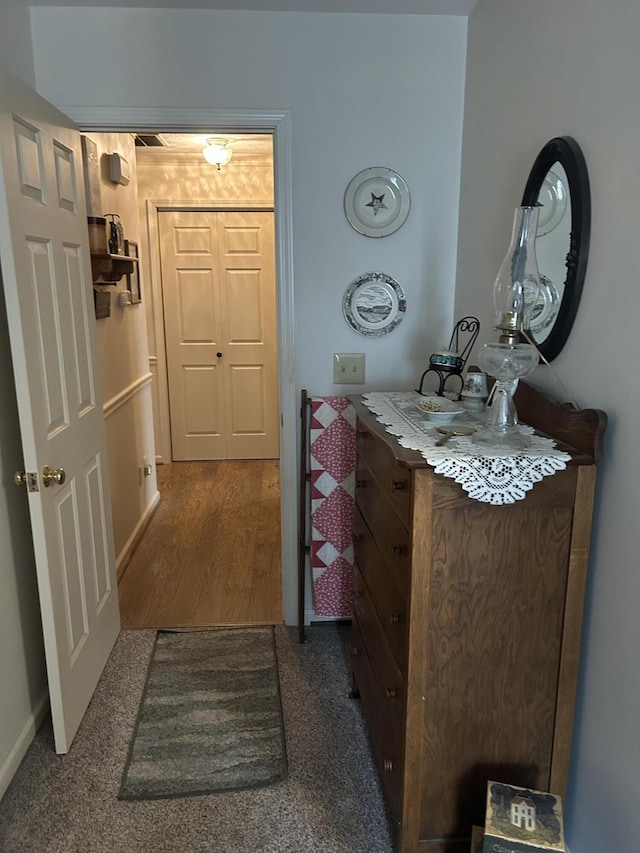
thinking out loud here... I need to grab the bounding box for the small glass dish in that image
[416,397,464,424]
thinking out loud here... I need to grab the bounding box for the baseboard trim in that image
[0,691,49,802]
[116,489,161,581]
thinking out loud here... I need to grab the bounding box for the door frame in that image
[64,107,297,626]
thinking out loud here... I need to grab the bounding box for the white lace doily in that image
[361,392,571,505]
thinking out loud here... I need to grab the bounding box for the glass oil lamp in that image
[472,206,541,451]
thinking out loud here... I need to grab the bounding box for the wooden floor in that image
[118,460,283,628]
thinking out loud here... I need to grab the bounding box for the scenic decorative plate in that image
[344,167,411,237]
[342,272,406,336]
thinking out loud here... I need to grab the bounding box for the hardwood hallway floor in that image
[118,460,282,628]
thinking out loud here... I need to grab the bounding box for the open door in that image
[0,66,120,753]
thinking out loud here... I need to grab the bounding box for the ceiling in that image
[25,0,479,15]
[134,133,273,161]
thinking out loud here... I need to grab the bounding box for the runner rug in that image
[119,626,287,800]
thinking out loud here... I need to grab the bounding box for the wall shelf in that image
[91,253,137,284]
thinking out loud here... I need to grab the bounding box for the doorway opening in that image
[116,130,284,627]
[70,107,297,628]
[118,131,282,627]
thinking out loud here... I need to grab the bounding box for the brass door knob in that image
[42,466,66,487]
[14,471,26,486]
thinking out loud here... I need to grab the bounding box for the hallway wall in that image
[88,132,158,571]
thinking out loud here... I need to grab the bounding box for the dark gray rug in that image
[119,626,287,800]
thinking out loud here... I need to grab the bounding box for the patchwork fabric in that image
[310,397,356,618]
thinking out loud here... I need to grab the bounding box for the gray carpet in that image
[119,627,287,800]
[0,625,393,853]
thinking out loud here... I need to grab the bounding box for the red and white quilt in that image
[309,396,356,618]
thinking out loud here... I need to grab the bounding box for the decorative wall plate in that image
[343,272,406,336]
[344,167,411,237]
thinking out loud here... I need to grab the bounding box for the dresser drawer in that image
[355,461,411,576]
[356,417,412,527]
[353,565,406,742]
[354,507,409,676]
[351,617,403,826]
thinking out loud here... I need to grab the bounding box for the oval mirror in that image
[521,136,591,361]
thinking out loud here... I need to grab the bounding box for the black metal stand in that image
[416,365,464,398]
[297,389,310,643]
[416,316,480,398]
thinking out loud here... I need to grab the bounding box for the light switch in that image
[333,352,365,384]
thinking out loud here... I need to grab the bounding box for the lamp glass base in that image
[472,422,532,450]
[471,342,539,451]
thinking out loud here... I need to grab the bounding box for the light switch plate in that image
[333,352,365,384]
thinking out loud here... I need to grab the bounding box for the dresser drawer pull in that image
[390,612,401,624]
[386,687,398,699]
[391,544,402,556]
[383,759,394,773]
[356,430,369,439]
[391,480,405,491]
[356,478,367,489]
[350,645,360,657]
[353,533,362,542]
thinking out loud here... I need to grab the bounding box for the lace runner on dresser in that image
[361,391,572,505]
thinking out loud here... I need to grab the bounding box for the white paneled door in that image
[159,210,279,460]
[0,68,120,753]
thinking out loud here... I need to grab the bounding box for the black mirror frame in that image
[521,136,591,362]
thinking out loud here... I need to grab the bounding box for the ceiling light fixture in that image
[202,137,232,170]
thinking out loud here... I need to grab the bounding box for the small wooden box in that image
[93,289,111,319]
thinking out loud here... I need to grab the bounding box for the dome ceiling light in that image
[202,137,233,170]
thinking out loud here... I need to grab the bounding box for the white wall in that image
[457,2,639,851]
[0,1,35,87]
[30,8,468,397]
[88,132,158,572]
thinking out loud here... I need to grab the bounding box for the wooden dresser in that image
[349,383,606,852]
